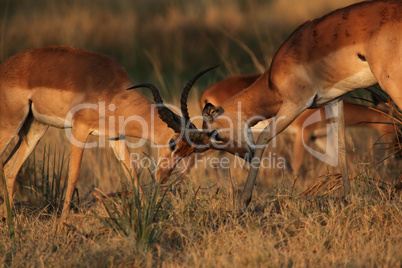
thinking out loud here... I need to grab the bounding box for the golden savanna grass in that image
[0,0,401,267]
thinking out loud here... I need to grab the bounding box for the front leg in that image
[109,139,137,182]
[326,98,350,196]
[59,127,89,224]
[292,126,313,179]
[241,102,307,207]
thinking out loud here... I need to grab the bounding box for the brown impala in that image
[177,0,402,206]
[201,73,399,177]
[0,46,212,221]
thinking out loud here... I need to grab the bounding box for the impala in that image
[0,46,210,220]
[175,0,402,206]
[201,73,399,177]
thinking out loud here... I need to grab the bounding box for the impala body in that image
[201,73,398,176]
[0,46,197,220]
[196,0,402,205]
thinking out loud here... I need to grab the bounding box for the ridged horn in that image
[127,83,183,133]
[180,65,219,127]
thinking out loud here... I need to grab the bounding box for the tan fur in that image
[201,73,397,176]
[200,1,402,205]
[200,74,260,108]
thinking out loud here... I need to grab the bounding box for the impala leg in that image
[59,129,88,223]
[292,127,313,179]
[327,99,350,196]
[0,101,30,207]
[0,117,48,218]
[3,119,48,208]
[109,139,137,181]
[241,103,306,207]
[0,132,19,213]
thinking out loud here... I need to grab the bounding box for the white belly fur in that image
[315,67,377,106]
[32,104,69,128]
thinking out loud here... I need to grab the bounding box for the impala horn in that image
[127,65,218,146]
[180,65,220,127]
[127,83,183,134]
[180,65,219,144]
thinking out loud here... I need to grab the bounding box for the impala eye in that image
[169,139,176,151]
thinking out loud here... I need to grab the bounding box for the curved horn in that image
[127,83,183,133]
[180,65,219,125]
[180,66,219,146]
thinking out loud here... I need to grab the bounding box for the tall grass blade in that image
[94,158,171,251]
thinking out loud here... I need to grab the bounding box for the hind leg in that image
[379,83,402,110]
[1,118,48,212]
[0,103,30,211]
[0,105,30,157]
[370,56,402,109]
[374,71,402,164]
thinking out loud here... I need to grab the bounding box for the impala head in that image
[201,103,255,162]
[127,66,219,182]
[154,132,197,183]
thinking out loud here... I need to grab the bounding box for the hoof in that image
[241,193,252,209]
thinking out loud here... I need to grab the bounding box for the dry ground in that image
[1,175,401,267]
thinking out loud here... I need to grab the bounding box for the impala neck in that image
[127,107,174,146]
[108,91,174,146]
[221,71,283,127]
[132,108,174,145]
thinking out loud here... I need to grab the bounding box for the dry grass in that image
[1,178,401,267]
[1,0,401,267]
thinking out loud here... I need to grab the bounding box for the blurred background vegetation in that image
[0,0,360,99]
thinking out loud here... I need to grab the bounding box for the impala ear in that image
[202,103,224,122]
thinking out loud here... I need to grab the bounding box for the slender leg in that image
[241,103,306,206]
[3,120,48,207]
[59,128,89,222]
[292,127,313,179]
[0,104,30,207]
[327,99,350,196]
[109,139,137,180]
